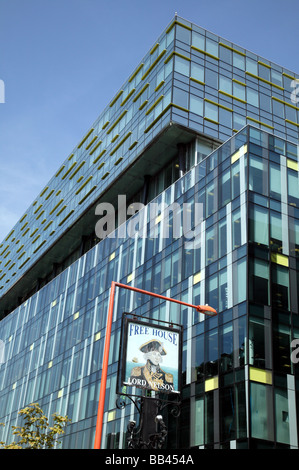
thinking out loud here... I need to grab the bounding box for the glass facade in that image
[0,16,299,449]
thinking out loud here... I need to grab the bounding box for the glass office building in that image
[0,16,298,449]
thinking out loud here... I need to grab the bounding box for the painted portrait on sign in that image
[123,320,181,394]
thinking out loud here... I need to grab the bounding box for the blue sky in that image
[0,0,298,242]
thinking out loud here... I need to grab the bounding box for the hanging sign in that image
[120,316,182,394]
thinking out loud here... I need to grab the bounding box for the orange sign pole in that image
[93,281,217,449]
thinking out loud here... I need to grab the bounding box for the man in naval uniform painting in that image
[129,339,174,392]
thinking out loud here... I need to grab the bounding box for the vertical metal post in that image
[93,281,116,449]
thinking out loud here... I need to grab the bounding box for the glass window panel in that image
[220,169,231,206]
[233,82,245,101]
[191,62,204,82]
[233,114,246,131]
[272,99,285,118]
[289,217,299,257]
[249,155,268,195]
[192,333,204,382]
[205,69,218,89]
[207,273,218,311]
[173,87,189,109]
[271,70,283,87]
[250,382,274,441]
[219,76,232,94]
[288,169,299,206]
[220,45,232,64]
[234,315,246,368]
[232,208,241,249]
[285,105,297,122]
[220,386,235,441]
[174,55,190,76]
[272,265,289,310]
[258,63,270,81]
[259,92,271,113]
[166,27,175,47]
[249,258,270,305]
[190,95,203,115]
[219,107,232,129]
[273,317,291,373]
[191,397,204,446]
[205,328,218,376]
[192,31,205,50]
[219,268,228,311]
[219,218,227,259]
[206,224,217,263]
[164,58,173,78]
[206,38,218,57]
[233,52,245,70]
[205,101,218,122]
[270,211,282,252]
[247,88,259,107]
[220,323,233,372]
[233,258,246,304]
[249,205,269,245]
[232,160,240,198]
[176,25,191,44]
[275,389,290,445]
[269,162,281,199]
[246,57,258,75]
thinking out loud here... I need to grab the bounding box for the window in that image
[174,55,190,76]
[192,31,205,50]
[233,52,245,70]
[249,258,269,305]
[272,265,289,310]
[190,95,203,115]
[233,82,245,101]
[270,211,282,252]
[247,88,259,107]
[269,162,281,200]
[206,38,218,57]
[218,218,227,259]
[249,205,268,245]
[205,101,218,123]
[219,76,232,95]
[191,62,204,82]
[232,208,241,249]
[250,382,274,441]
[275,389,290,445]
[219,107,232,128]
[233,258,246,305]
[206,225,217,264]
[191,397,204,446]
[246,57,257,75]
[220,323,233,372]
[205,328,218,376]
[173,87,189,109]
[176,24,191,44]
[258,63,270,81]
[288,169,299,206]
[272,99,285,118]
[219,169,231,206]
[259,92,271,113]
[271,69,283,87]
[219,268,228,311]
[249,155,268,196]
[205,69,218,89]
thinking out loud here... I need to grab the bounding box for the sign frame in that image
[117,313,183,399]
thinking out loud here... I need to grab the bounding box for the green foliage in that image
[0,403,70,449]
